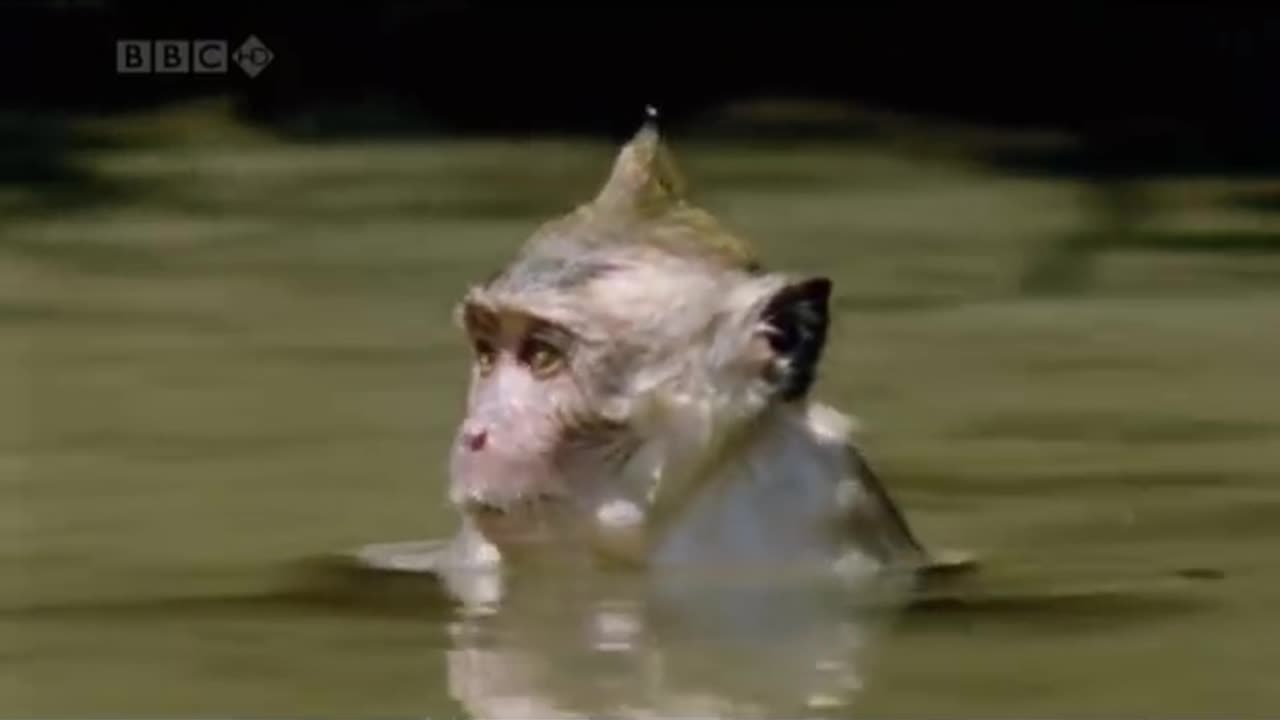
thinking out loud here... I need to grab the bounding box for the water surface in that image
[4,115,1280,716]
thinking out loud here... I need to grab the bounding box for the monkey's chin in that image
[449,457,569,536]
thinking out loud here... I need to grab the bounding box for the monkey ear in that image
[757,277,833,401]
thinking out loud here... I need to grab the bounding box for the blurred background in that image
[3,3,1280,717]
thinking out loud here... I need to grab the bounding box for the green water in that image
[4,106,1280,716]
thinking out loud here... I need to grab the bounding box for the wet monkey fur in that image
[431,114,965,586]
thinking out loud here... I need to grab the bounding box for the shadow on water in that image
[1017,176,1280,295]
[903,568,1218,635]
[968,125,1280,296]
[1229,187,1280,215]
[0,113,133,214]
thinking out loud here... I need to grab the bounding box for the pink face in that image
[448,301,594,517]
[447,267,833,553]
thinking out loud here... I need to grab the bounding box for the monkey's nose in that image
[462,427,488,452]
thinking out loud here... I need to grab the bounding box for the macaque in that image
[340,119,972,716]
[417,116,950,596]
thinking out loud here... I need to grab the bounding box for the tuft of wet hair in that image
[508,112,762,277]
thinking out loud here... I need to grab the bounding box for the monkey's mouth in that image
[462,492,576,544]
[460,489,577,524]
[462,492,566,516]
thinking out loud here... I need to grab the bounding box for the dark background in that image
[2,2,1278,173]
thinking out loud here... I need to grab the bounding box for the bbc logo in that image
[116,36,273,78]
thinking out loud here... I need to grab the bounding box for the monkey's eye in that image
[473,338,498,375]
[520,337,565,377]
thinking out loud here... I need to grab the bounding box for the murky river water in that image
[4,128,1280,716]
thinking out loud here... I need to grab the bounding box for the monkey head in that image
[447,121,839,559]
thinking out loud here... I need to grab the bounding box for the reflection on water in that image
[316,541,1212,719]
[433,559,909,718]
[0,535,1237,718]
[336,539,919,718]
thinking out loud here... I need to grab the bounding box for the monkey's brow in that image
[461,302,500,333]
[462,299,578,345]
[524,316,576,346]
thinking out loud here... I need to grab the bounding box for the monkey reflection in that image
[442,567,905,719]
[420,115,953,603]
